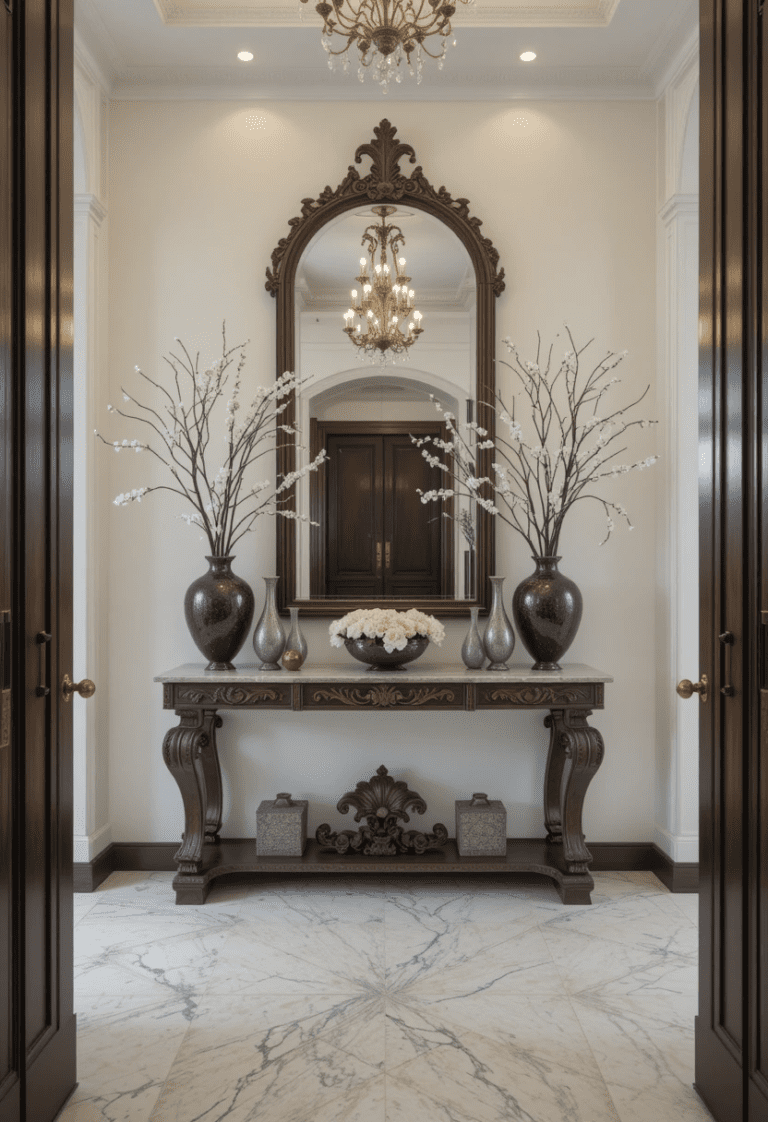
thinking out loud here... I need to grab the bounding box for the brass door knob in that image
[62,674,96,703]
[677,674,708,702]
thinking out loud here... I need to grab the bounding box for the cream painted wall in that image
[104,99,658,844]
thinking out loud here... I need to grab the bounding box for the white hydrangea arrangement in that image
[413,328,658,553]
[330,608,446,653]
[96,327,327,556]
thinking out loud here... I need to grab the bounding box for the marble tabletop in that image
[155,662,613,684]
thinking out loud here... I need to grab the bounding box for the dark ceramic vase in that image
[512,556,582,671]
[184,556,255,671]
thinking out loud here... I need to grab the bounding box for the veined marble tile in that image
[668,893,700,926]
[570,992,712,1122]
[384,994,619,1122]
[73,897,99,925]
[57,994,197,1122]
[204,907,385,996]
[74,914,229,998]
[384,896,562,996]
[149,993,385,1122]
[540,886,696,948]
[540,920,698,1000]
[91,869,248,918]
[589,871,670,902]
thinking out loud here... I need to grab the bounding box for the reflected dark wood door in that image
[697,2,768,1121]
[0,3,76,1121]
[320,423,447,599]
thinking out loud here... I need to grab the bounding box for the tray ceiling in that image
[151,0,621,28]
[75,0,698,100]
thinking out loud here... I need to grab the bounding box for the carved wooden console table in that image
[155,663,612,905]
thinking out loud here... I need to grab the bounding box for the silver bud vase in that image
[285,606,308,663]
[461,607,486,670]
[483,575,515,670]
[252,576,286,670]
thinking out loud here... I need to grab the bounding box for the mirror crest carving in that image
[268,119,504,617]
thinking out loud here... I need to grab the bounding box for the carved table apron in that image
[155,663,611,905]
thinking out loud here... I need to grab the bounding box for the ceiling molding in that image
[152,0,621,29]
[74,0,125,84]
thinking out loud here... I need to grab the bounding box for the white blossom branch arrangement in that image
[96,327,327,556]
[413,328,658,556]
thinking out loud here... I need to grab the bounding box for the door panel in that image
[0,1,75,1119]
[320,421,448,600]
[383,436,441,597]
[0,2,19,1119]
[326,435,383,597]
[697,3,768,1121]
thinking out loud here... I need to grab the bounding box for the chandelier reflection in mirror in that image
[343,206,423,365]
[299,0,475,91]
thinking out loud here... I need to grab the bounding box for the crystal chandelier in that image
[300,0,475,91]
[343,206,424,360]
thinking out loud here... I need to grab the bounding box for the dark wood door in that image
[0,3,76,1121]
[315,421,449,599]
[696,3,768,1121]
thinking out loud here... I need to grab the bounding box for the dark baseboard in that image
[73,843,115,892]
[74,838,699,893]
[649,843,699,892]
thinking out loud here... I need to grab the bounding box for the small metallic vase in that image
[482,575,515,670]
[461,607,486,670]
[252,576,286,670]
[285,606,308,663]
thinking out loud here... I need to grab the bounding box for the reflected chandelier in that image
[300,0,475,90]
[343,206,423,360]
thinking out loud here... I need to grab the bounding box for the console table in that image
[155,663,612,905]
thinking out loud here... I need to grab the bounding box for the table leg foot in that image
[554,873,594,905]
[172,873,210,906]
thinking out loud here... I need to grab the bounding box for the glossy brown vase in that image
[184,556,255,671]
[512,556,582,671]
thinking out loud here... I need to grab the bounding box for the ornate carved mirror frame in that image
[267,119,505,617]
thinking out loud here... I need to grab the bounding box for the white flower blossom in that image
[113,487,148,506]
[329,608,445,653]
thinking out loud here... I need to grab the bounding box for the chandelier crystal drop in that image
[343,206,423,359]
[300,0,475,91]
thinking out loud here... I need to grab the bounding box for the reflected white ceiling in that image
[75,0,698,101]
[297,209,474,309]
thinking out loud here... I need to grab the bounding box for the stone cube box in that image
[455,793,507,857]
[256,793,308,857]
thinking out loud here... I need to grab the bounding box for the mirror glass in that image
[291,206,479,602]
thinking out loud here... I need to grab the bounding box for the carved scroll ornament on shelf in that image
[265,118,506,299]
[316,764,448,856]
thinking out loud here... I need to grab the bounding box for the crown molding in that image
[74,0,125,88]
[654,25,699,100]
[152,0,620,28]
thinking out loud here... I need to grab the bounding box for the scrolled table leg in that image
[543,709,566,844]
[162,708,214,874]
[199,710,223,844]
[558,708,604,874]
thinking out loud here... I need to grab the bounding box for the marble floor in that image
[60,870,713,1122]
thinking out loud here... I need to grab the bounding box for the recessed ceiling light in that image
[520,51,537,62]
[237,50,254,62]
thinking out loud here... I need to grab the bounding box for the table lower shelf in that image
[172,838,595,905]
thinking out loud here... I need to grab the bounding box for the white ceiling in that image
[75,0,698,101]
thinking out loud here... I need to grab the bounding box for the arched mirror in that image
[267,119,504,616]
